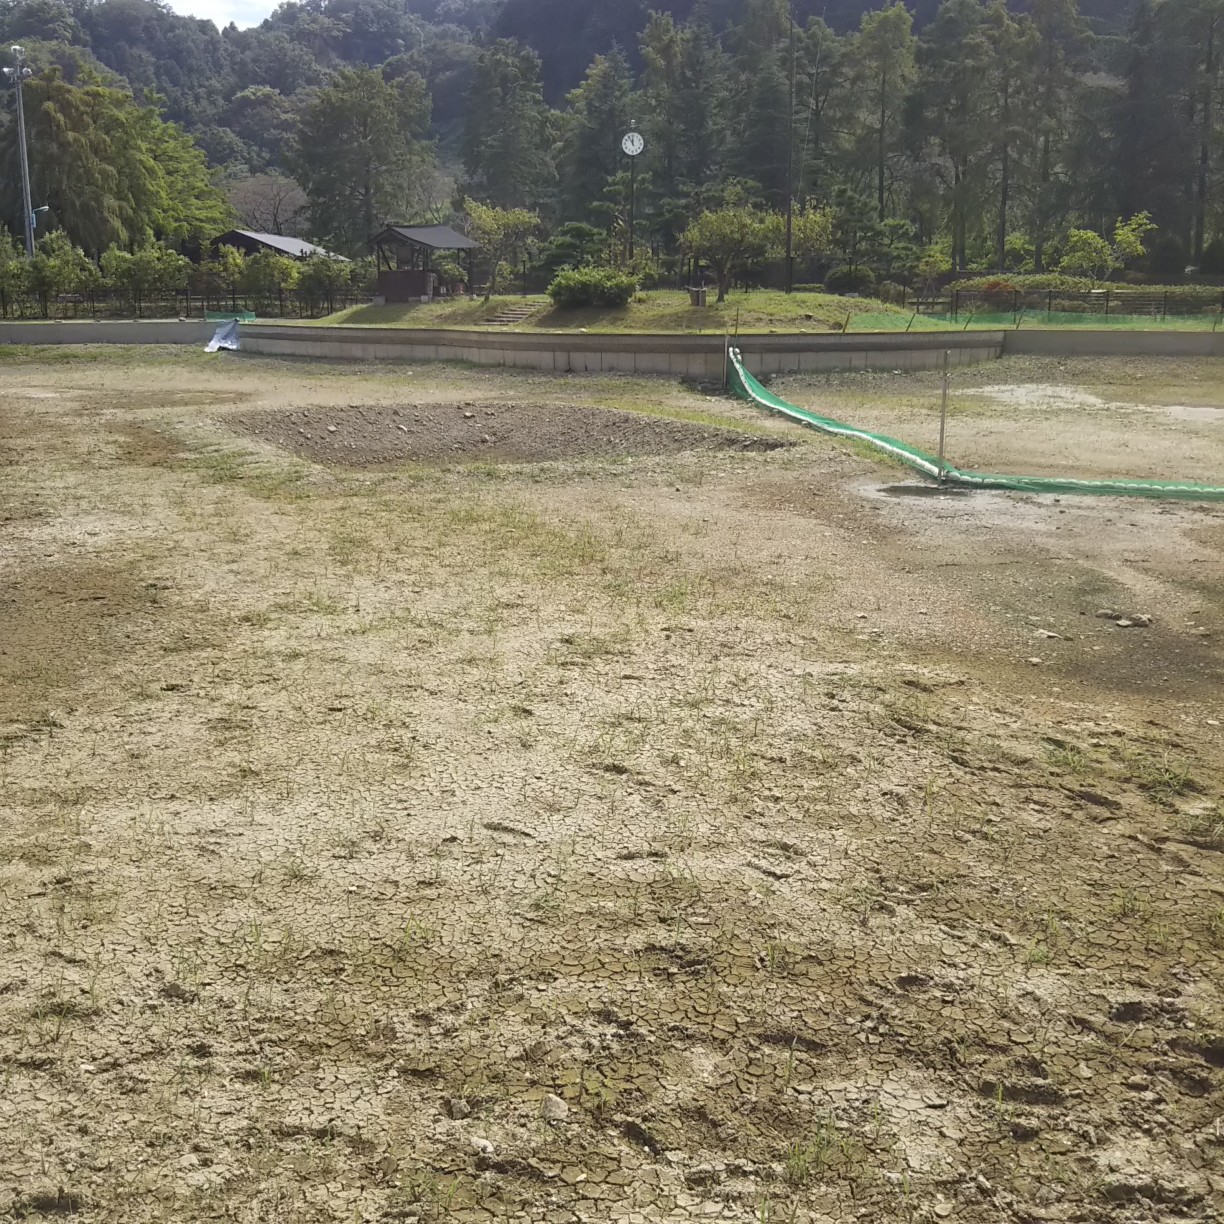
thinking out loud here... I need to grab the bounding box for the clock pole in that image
[629,152,636,262]
[621,131,644,264]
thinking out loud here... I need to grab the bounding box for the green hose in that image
[727,347,1224,502]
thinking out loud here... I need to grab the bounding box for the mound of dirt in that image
[229,401,790,466]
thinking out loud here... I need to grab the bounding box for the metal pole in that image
[11,48,34,258]
[937,349,950,483]
[785,8,795,293]
[628,155,636,262]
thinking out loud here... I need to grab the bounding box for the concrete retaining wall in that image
[5,320,1224,364]
[238,323,1005,378]
[0,319,213,345]
[1002,329,1224,357]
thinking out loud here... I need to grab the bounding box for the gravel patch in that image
[230,400,791,466]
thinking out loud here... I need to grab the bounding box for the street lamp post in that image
[4,46,35,257]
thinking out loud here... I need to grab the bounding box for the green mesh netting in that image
[727,347,1224,501]
[924,311,1222,331]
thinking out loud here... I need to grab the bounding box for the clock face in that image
[621,131,644,157]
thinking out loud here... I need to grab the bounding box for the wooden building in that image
[369,224,480,303]
[211,230,347,261]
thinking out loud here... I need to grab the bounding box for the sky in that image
[163,0,276,29]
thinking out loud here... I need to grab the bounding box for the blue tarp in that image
[205,319,240,352]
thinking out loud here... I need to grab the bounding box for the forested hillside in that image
[0,0,1218,293]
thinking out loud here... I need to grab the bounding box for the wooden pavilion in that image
[369,224,480,302]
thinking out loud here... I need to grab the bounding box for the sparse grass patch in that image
[1178,804,1223,850]
[1128,752,1201,804]
[185,447,251,484]
[1046,743,1090,774]
[4,347,1223,1224]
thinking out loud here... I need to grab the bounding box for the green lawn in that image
[315,289,957,334]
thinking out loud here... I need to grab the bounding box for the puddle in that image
[880,484,971,499]
[1166,404,1223,423]
[968,387,1224,423]
[965,384,1109,410]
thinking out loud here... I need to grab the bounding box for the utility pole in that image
[5,46,35,257]
[785,11,795,293]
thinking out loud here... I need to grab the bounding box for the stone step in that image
[483,305,538,326]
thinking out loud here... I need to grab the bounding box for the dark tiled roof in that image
[374,224,480,250]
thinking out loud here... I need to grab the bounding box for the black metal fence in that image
[916,287,1224,319]
[0,289,372,321]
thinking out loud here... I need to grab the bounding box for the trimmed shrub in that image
[547,266,637,309]
[955,273,1092,294]
[825,265,876,294]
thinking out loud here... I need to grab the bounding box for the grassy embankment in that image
[316,289,955,334]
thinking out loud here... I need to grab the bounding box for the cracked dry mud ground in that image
[1,349,1222,1224]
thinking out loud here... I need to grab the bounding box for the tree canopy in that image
[0,0,1217,285]
[288,66,431,255]
[0,66,229,253]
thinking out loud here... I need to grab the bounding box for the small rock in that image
[540,1093,569,1122]
[445,1098,470,1120]
[327,425,337,433]
[934,1204,953,1218]
[463,412,475,419]
[1027,657,1043,666]
[481,434,492,444]
[1132,614,1151,627]
[1115,619,1134,629]
[1095,609,1117,619]
[470,1136,494,1156]
[1036,629,1062,640]
[160,981,197,1003]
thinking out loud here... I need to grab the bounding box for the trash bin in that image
[688,286,708,307]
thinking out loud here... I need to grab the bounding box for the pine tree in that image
[794,18,848,207]
[1111,0,1196,250]
[730,51,792,210]
[912,0,994,270]
[985,3,1040,271]
[846,3,916,222]
[461,39,555,211]
[671,17,727,201]
[556,49,633,225]
[1030,0,1088,269]
[289,67,432,255]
